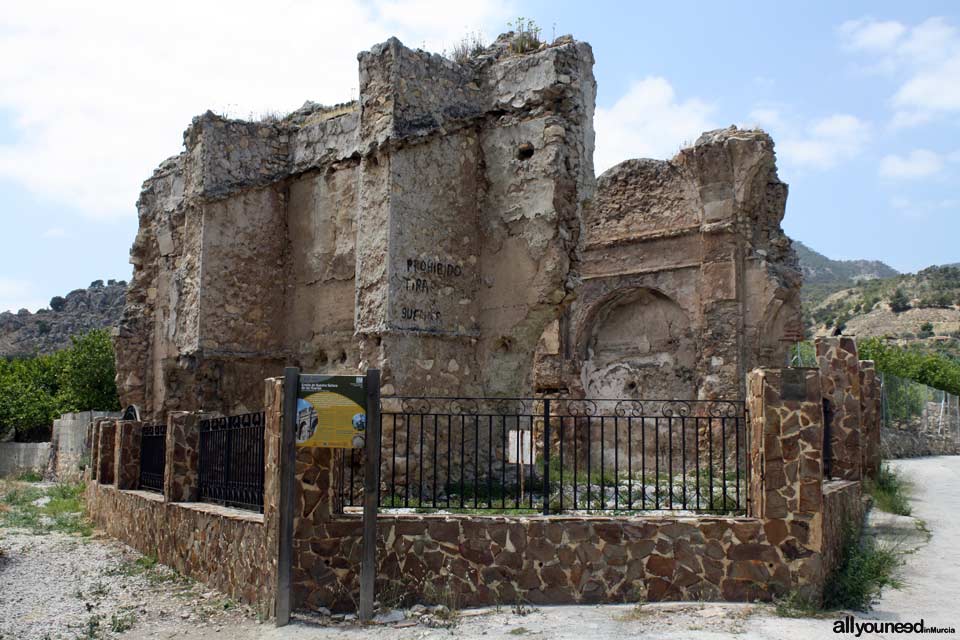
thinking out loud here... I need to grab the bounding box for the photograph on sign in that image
[296,375,367,448]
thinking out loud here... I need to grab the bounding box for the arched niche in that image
[579,287,696,399]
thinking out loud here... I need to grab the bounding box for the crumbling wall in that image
[551,127,801,401]
[119,35,596,420]
[119,35,796,427]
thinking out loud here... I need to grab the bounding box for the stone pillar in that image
[748,368,825,519]
[859,361,881,481]
[747,367,827,598]
[815,337,862,480]
[97,421,117,485]
[164,412,202,502]
[89,421,100,481]
[114,421,142,490]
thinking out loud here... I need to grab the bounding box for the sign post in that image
[276,367,299,627]
[276,368,378,624]
[359,369,381,623]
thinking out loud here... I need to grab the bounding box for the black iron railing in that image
[340,397,748,515]
[198,411,266,512]
[139,424,166,492]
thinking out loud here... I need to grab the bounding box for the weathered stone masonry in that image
[87,358,875,614]
[86,33,866,618]
[116,34,800,428]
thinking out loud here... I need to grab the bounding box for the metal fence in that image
[198,411,266,512]
[139,424,166,492]
[339,397,748,515]
[881,372,960,440]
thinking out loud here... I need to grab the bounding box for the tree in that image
[56,329,120,412]
[889,288,911,313]
[49,296,66,312]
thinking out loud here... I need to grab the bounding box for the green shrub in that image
[859,337,960,396]
[889,288,911,313]
[508,17,542,54]
[823,521,902,611]
[865,465,911,516]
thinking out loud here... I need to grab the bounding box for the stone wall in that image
[83,377,284,617]
[816,337,862,480]
[820,480,864,579]
[85,485,272,613]
[881,424,959,458]
[117,34,597,423]
[556,128,802,401]
[86,363,873,618]
[0,442,50,477]
[48,411,120,481]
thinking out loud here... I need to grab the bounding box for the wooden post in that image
[359,369,381,623]
[275,367,299,627]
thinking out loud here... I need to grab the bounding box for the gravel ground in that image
[0,527,264,640]
[2,458,953,639]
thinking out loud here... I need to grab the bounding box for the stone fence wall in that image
[85,338,876,617]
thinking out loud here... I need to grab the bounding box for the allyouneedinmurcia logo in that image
[833,616,956,636]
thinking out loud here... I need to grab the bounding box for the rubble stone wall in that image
[816,337,863,481]
[556,129,802,400]
[118,35,598,423]
[85,485,272,615]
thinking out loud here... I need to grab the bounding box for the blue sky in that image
[0,0,957,312]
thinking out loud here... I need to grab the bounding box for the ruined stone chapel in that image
[116,33,802,420]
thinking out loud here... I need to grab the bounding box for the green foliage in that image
[49,295,66,312]
[859,337,960,396]
[56,329,120,413]
[822,520,902,611]
[889,287,911,313]
[918,322,934,338]
[865,464,911,516]
[508,17,542,54]
[0,481,92,536]
[0,329,119,440]
[449,31,486,63]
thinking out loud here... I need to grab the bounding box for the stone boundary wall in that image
[85,484,271,612]
[85,360,873,617]
[881,426,959,459]
[82,378,284,617]
[0,442,50,477]
[820,480,864,577]
[291,494,861,613]
[48,411,120,481]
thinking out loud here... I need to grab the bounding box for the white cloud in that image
[839,18,906,52]
[746,108,784,130]
[839,17,960,127]
[0,0,512,220]
[890,195,958,219]
[777,114,871,169]
[879,149,944,179]
[42,227,66,238]
[593,77,716,174]
[0,277,46,313]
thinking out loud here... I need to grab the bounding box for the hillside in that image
[0,280,127,357]
[796,241,899,309]
[805,262,960,361]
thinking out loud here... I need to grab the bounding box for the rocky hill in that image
[0,280,127,357]
[805,260,960,361]
[796,241,899,309]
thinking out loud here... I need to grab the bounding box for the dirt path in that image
[2,459,954,639]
